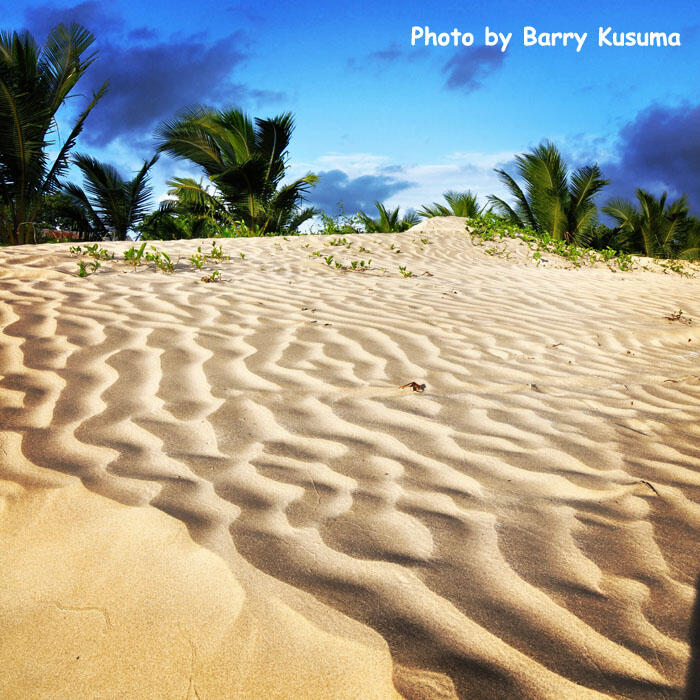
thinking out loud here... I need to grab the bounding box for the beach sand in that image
[1,217,698,699]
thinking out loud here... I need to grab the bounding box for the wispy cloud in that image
[442,46,506,91]
[347,41,426,70]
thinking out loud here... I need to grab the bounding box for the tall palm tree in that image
[59,154,158,240]
[418,191,485,218]
[155,107,317,235]
[488,141,608,244]
[357,201,419,232]
[602,189,690,258]
[0,23,106,245]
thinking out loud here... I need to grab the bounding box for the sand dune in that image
[1,217,698,699]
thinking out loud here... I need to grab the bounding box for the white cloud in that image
[290,150,515,213]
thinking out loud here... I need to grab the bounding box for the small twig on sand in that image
[400,382,426,392]
[640,480,659,496]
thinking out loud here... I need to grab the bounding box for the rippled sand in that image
[1,218,698,699]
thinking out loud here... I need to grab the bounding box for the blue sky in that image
[6,0,700,219]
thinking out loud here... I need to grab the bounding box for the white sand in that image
[1,218,698,698]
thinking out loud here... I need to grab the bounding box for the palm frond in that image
[41,81,107,197]
[492,169,538,231]
[155,106,316,235]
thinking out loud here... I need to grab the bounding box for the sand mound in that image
[1,220,698,698]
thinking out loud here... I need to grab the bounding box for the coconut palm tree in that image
[357,202,419,233]
[155,107,317,235]
[59,154,158,240]
[418,191,485,218]
[602,189,690,258]
[488,141,608,244]
[0,23,106,245]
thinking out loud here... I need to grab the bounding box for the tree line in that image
[0,23,697,261]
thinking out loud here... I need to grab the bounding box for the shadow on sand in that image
[686,572,700,700]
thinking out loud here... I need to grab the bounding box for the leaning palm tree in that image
[488,141,608,244]
[59,154,158,240]
[0,24,106,245]
[602,189,690,258]
[418,191,484,218]
[357,202,419,233]
[155,107,317,235]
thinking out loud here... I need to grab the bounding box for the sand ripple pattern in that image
[1,227,699,699]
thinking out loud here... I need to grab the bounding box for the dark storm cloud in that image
[309,170,413,214]
[23,3,285,147]
[75,36,252,146]
[442,46,506,91]
[24,1,123,40]
[601,102,700,207]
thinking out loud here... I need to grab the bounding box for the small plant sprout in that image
[209,241,229,260]
[201,270,222,283]
[665,309,692,324]
[399,265,413,278]
[70,244,112,260]
[123,242,147,266]
[334,260,343,269]
[239,252,245,259]
[662,262,691,277]
[145,246,174,273]
[616,253,633,271]
[84,243,112,260]
[359,246,371,253]
[76,260,100,277]
[324,255,334,266]
[421,237,430,245]
[189,247,207,270]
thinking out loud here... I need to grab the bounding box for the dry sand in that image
[0,217,698,699]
